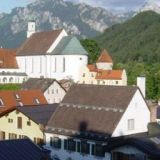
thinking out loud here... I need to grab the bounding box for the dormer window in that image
[35,98,40,105]
[18,102,23,106]
[0,98,4,107]
[15,94,20,99]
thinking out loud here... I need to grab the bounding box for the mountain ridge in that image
[0,0,128,48]
[95,11,160,63]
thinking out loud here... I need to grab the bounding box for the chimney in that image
[137,76,146,98]
[27,21,36,38]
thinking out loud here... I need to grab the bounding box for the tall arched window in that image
[63,57,65,72]
[55,58,57,72]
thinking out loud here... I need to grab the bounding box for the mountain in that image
[95,11,160,63]
[0,0,127,48]
[139,0,160,14]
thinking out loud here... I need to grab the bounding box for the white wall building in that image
[0,48,27,84]
[44,84,150,160]
[79,49,127,86]
[16,23,88,82]
[21,78,66,104]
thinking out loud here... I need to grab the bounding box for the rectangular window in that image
[95,144,105,157]
[68,139,76,151]
[81,141,90,154]
[63,57,65,72]
[128,119,134,130]
[50,137,61,149]
[40,57,42,73]
[77,141,81,152]
[27,120,31,126]
[17,117,22,129]
[54,58,57,72]
[0,131,5,140]
[31,57,34,73]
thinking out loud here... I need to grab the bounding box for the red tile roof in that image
[0,90,47,114]
[97,49,113,63]
[0,49,18,69]
[95,70,123,80]
[87,64,97,72]
[16,29,63,56]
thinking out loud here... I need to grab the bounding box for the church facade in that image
[16,22,88,82]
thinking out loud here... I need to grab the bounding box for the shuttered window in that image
[17,117,22,129]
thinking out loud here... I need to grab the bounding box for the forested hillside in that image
[81,11,160,100]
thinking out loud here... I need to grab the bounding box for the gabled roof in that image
[17,104,58,126]
[97,49,113,63]
[16,29,63,56]
[52,36,88,55]
[47,84,138,136]
[21,78,64,92]
[0,90,47,114]
[0,49,18,69]
[95,70,123,80]
[0,139,48,160]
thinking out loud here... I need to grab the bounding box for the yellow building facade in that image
[0,109,44,144]
[78,49,127,86]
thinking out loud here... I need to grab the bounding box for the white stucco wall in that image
[112,90,150,137]
[0,75,27,84]
[44,81,66,104]
[17,55,88,82]
[96,62,113,70]
[44,133,111,160]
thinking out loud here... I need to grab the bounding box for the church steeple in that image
[96,49,113,70]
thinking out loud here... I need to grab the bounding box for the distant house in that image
[16,22,88,81]
[44,84,150,160]
[107,132,160,160]
[79,49,127,86]
[0,138,50,160]
[0,90,47,114]
[0,104,58,144]
[21,78,66,103]
[0,49,27,84]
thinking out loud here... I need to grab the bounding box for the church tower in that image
[27,21,36,38]
[96,49,113,70]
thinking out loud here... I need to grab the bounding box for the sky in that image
[0,0,155,13]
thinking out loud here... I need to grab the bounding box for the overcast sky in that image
[0,0,153,13]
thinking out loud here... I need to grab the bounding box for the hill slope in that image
[0,0,126,48]
[96,11,160,63]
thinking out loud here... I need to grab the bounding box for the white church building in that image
[16,21,88,81]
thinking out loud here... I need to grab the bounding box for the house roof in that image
[0,138,48,160]
[52,36,88,55]
[0,49,18,69]
[17,104,58,126]
[21,78,64,93]
[87,64,97,72]
[0,90,47,114]
[97,49,113,63]
[107,133,160,159]
[16,29,63,56]
[47,84,138,136]
[95,70,123,80]
[59,79,73,91]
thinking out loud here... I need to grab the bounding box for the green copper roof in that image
[52,36,88,55]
